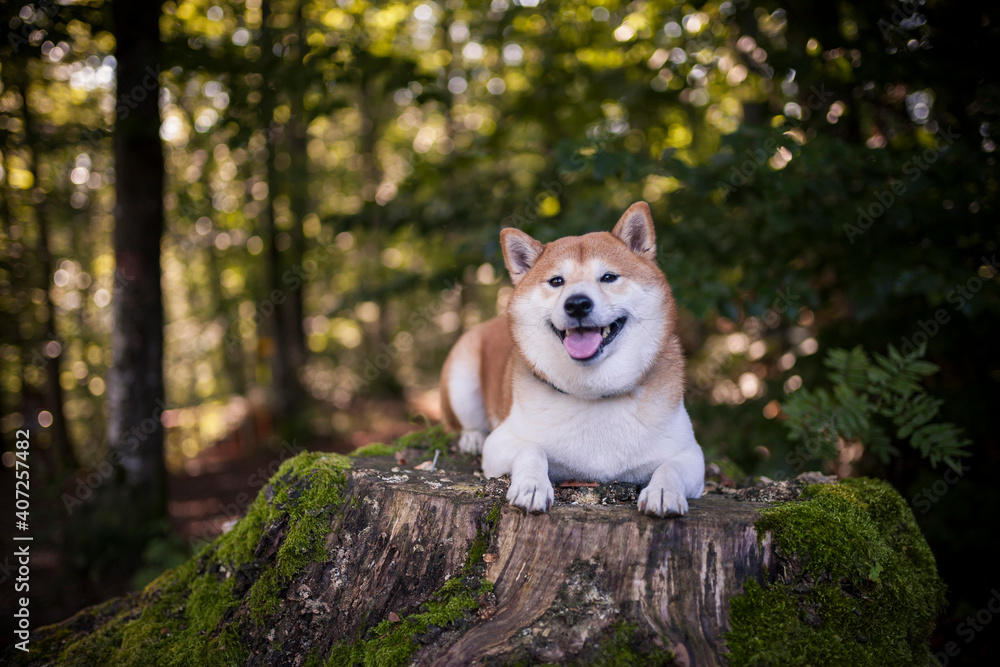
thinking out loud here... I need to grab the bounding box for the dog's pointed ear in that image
[501,228,544,285]
[612,202,657,261]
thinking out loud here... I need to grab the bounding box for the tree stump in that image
[6,436,943,666]
[323,459,771,666]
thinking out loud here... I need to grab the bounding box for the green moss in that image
[393,424,454,451]
[304,646,324,667]
[725,477,946,666]
[216,451,351,572]
[329,576,492,667]
[327,500,501,666]
[18,452,352,666]
[350,424,453,458]
[351,426,482,478]
[583,621,675,667]
[248,566,286,626]
[350,442,402,457]
[36,558,248,667]
[30,597,135,666]
[500,619,674,666]
[464,500,503,574]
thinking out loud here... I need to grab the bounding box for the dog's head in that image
[501,202,677,399]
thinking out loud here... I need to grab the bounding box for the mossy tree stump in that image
[6,432,944,666]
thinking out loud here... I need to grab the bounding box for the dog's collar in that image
[531,369,569,395]
[530,369,629,401]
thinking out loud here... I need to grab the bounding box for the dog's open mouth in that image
[551,316,627,361]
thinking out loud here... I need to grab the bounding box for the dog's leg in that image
[457,429,486,454]
[638,445,705,517]
[507,446,554,513]
[442,337,490,454]
[507,445,555,512]
[482,427,554,513]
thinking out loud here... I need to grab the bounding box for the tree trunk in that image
[6,440,943,666]
[260,0,305,431]
[106,0,167,520]
[13,65,79,474]
[286,0,309,378]
[9,454,767,665]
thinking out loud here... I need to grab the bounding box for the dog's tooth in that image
[602,326,610,339]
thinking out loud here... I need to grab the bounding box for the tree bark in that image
[107,0,167,520]
[274,460,769,666]
[260,0,306,430]
[11,455,774,666]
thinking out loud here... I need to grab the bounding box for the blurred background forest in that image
[0,0,997,661]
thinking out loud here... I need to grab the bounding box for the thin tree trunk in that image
[13,62,79,473]
[0,150,11,457]
[286,0,309,378]
[260,0,303,429]
[358,77,396,390]
[107,0,167,521]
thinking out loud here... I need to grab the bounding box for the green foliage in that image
[782,345,970,471]
[2,0,995,481]
[725,478,946,666]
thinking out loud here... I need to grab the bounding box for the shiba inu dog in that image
[440,202,704,516]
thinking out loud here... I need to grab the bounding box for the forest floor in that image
[0,398,419,650]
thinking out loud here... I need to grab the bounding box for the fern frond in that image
[911,423,971,470]
[781,344,970,472]
[826,346,870,391]
[882,393,943,439]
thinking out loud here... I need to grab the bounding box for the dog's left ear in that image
[612,202,657,261]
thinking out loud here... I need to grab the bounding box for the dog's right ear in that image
[501,228,544,286]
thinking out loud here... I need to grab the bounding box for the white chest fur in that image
[484,375,698,484]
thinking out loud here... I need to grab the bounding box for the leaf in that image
[782,343,970,472]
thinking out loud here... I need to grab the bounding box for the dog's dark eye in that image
[548,276,564,287]
[600,273,619,284]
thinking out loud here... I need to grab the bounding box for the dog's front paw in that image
[638,480,688,517]
[506,476,554,513]
[457,430,486,454]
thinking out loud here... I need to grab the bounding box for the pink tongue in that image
[563,329,602,359]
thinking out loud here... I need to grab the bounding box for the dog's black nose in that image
[564,294,593,320]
